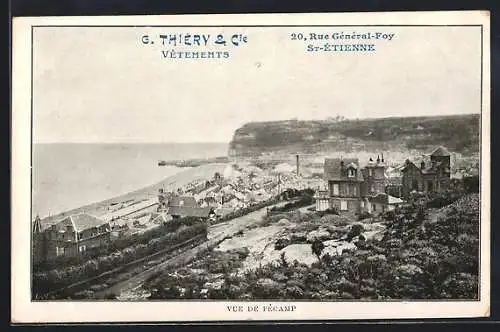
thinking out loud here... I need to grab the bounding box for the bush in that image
[383,210,395,221]
[347,224,364,240]
[462,176,479,194]
[311,239,325,259]
[358,211,372,221]
[317,208,339,217]
[275,237,291,250]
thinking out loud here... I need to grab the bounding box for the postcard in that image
[11,11,490,323]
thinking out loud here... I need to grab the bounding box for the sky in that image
[33,26,482,143]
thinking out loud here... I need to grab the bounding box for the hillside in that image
[228,114,480,157]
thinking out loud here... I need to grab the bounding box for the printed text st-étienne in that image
[290,31,397,53]
[140,33,249,60]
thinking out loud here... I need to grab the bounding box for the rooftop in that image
[68,213,108,232]
[324,158,364,181]
[369,193,404,205]
[167,206,213,218]
[429,146,451,157]
[168,196,198,207]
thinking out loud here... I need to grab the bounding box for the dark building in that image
[401,146,451,197]
[324,158,364,214]
[318,153,409,216]
[32,213,111,263]
[158,190,215,220]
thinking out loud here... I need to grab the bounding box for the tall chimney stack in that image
[296,154,300,176]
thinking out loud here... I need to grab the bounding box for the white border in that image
[11,11,491,323]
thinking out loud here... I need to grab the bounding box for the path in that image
[99,201,289,299]
[297,204,316,214]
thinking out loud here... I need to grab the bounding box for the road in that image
[97,201,289,299]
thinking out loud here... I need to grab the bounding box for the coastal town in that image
[31,144,480,300]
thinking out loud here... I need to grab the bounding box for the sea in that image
[32,143,229,218]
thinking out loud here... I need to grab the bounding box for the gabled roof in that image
[32,216,42,233]
[70,213,109,232]
[429,146,450,157]
[324,158,363,181]
[168,196,198,207]
[346,162,358,169]
[369,193,404,205]
[401,159,423,173]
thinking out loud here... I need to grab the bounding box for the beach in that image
[38,163,229,227]
[31,143,227,224]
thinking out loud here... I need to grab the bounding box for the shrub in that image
[311,239,325,259]
[358,211,372,221]
[347,224,364,241]
[462,176,479,194]
[275,237,291,250]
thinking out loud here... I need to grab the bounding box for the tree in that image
[311,239,325,260]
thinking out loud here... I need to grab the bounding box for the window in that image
[368,169,373,177]
[333,184,339,196]
[340,200,348,211]
[372,204,377,212]
[56,246,65,257]
[348,168,355,178]
[79,245,87,253]
[353,185,357,196]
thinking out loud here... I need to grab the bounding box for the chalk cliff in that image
[228,114,480,157]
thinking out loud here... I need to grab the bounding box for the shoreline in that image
[158,156,229,168]
[39,163,229,227]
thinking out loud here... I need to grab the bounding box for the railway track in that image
[42,234,207,299]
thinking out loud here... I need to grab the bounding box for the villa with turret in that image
[314,146,452,215]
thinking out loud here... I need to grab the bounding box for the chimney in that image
[296,154,300,176]
[381,153,384,163]
[421,160,425,169]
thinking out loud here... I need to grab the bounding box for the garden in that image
[141,189,480,300]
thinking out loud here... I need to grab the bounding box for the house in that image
[323,158,364,214]
[316,146,451,217]
[158,190,216,220]
[401,146,451,197]
[367,193,404,214]
[32,213,111,262]
[110,221,130,239]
